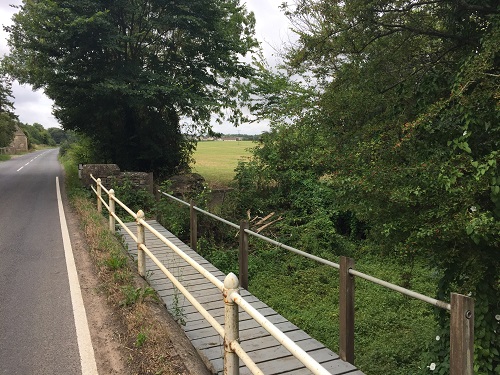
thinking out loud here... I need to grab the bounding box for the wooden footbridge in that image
[121,220,363,375]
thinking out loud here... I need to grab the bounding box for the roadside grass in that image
[191,140,255,188]
[0,154,10,161]
[60,151,192,375]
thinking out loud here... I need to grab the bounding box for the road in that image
[0,149,96,375]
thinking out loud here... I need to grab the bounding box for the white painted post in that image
[96,178,102,213]
[223,273,240,375]
[190,200,197,252]
[137,210,146,277]
[109,189,115,233]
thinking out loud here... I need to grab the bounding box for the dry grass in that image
[72,195,191,375]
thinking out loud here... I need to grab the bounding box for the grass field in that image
[191,141,255,188]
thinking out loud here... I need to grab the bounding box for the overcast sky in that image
[0,1,294,134]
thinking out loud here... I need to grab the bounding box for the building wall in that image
[5,126,28,154]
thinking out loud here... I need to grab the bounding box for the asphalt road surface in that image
[0,149,95,375]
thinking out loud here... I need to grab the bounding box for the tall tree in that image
[5,0,257,177]
[0,62,17,148]
[242,1,499,372]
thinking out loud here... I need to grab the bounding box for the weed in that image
[170,289,186,326]
[120,286,158,307]
[104,252,128,270]
[135,330,148,348]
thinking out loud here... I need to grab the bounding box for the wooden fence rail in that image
[158,190,474,375]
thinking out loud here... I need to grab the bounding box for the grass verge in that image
[61,151,201,374]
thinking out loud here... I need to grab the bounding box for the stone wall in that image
[80,164,153,194]
[4,126,28,154]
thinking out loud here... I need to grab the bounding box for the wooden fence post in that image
[239,220,249,290]
[96,178,102,213]
[137,210,146,277]
[190,200,197,252]
[450,293,474,375]
[339,256,355,365]
[223,273,240,375]
[108,189,115,234]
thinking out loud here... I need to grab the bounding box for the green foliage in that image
[103,250,128,271]
[234,2,499,373]
[48,127,72,145]
[0,154,10,161]
[19,123,56,147]
[109,177,156,220]
[0,112,17,148]
[135,330,148,348]
[0,62,15,116]
[0,67,17,148]
[155,181,191,240]
[120,286,157,307]
[6,0,257,178]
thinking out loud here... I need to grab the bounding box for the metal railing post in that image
[450,293,474,375]
[108,189,115,233]
[239,220,249,290]
[96,178,102,213]
[190,200,197,252]
[339,256,355,364]
[137,210,146,277]
[223,273,240,375]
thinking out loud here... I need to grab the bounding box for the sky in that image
[0,0,295,134]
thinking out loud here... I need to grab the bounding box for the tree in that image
[5,0,257,177]
[241,1,499,372]
[0,63,17,148]
[0,112,17,148]
[47,127,69,144]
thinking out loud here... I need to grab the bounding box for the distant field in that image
[191,141,255,188]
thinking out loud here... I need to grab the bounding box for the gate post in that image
[96,178,102,213]
[223,273,240,375]
[239,220,249,290]
[108,189,115,233]
[339,256,355,364]
[450,293,474,375]
[190,200,197,252]
[137,210,146,277]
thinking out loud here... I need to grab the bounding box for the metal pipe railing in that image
[89,179,346,374]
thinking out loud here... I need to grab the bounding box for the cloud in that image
[11,81,59,128]
[1,0,60,128]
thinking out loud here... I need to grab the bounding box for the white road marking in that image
[16,151,47,172]
[56,177,99,375]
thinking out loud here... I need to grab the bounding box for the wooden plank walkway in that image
[121,220,364,375]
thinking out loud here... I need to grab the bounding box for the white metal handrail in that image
[90,178,333,374]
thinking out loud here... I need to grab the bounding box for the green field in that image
[191,141,255,188]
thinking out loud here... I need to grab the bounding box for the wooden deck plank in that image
[120,221,363,375]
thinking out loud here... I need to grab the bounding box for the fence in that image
[91,175,337,375]
[158,190,475,375]
[90,175,474,375]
